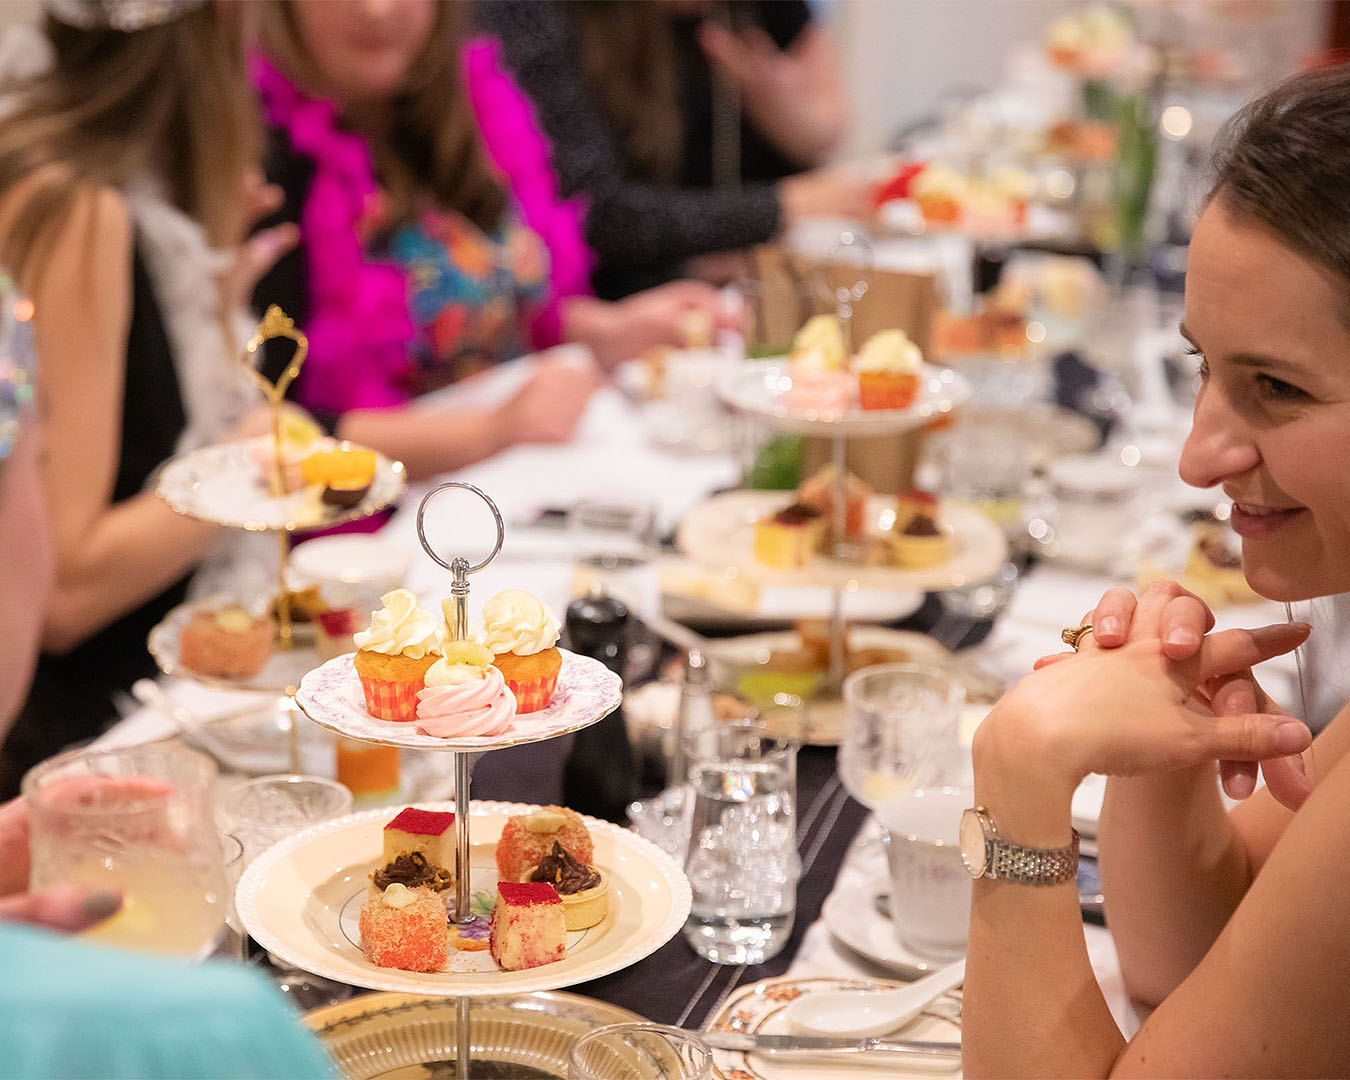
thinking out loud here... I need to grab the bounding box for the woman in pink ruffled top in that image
[251,1,742,481]
[416,643,517,739]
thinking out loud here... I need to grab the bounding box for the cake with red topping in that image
[358,883,448,972]
[753,503,826,569]
[495,806,594,883]
[489,881,565,970]
[384,808,456,874]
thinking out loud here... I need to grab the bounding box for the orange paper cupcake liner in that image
[358,673,423,723]
[858,372,919,411]
[502,669,560,714]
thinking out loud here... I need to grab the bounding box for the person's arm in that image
[478,1,783,274]
[9,184,217,653]
[560,280,743,371]
[698,20,847,168]
[963,583,1320,1077]
[335,350,602,481]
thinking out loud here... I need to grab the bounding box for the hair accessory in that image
[43,0,205,32]
[0,274,36,464]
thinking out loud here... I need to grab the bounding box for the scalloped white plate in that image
[295,649,622,752]
[237,800,691,996]
[678,491,1006,591]
[156,437,405,532]
[716,360,968,437]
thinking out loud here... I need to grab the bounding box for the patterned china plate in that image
[305,990,647,1079]
[156,437,405,532]
[705,976,962,1079]
[237,800,690,996]
[295,649,622,752]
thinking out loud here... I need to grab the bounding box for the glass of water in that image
[569,1023,712,1080]
[682,721,799,965]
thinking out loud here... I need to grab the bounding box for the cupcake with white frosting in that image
[353,589,441,722]
[481,590,563,713]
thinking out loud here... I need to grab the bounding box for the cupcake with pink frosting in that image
[416,641,518,738]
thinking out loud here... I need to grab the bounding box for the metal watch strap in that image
[988,828,1080,885]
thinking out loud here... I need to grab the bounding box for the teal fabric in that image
[0,924,337,1079]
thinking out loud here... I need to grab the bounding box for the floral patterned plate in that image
[704,976,962,1079]
[236,800,691,996]
[295,649,622,752]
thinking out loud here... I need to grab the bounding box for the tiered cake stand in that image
[149,307,406,771]
[692,357,1004,690]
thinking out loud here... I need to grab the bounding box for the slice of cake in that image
[753,503,826,569]
[495,806,594,883]
[358,883,449,972]
[489,881,565,970]
[383,808,456,874]
[892,510,950,568]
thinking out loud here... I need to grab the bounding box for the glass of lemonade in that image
[24,743,228,961]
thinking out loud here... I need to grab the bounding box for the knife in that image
[702,1030,962,1059]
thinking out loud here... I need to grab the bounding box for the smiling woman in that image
[959,64,1350,1079]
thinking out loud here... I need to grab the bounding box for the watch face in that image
[959,808,987,878]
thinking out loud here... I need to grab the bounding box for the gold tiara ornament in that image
[44,0,206,32]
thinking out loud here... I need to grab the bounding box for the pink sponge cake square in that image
[383,808,456,873]
[489,881,565,970]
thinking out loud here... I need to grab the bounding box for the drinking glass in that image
[24,743,228,961]
[217,832,247,960]
[840,663,965,808]
[682,721,799,965]
[218,773,353,1007]
[569,1023,712,1080]
[218,773,353,866]
[570,498,656,614]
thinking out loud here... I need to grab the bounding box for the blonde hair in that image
[0,8,260,287]
[258,1,506,234]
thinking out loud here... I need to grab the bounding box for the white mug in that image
[876,786,972,960]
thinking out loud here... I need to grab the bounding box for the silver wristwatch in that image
[959,806,1079,884]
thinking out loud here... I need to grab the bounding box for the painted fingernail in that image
[1275,721,1311,754]
[1099,617,1122,638]
[1166,628,1198,649]
[81,891,121,921]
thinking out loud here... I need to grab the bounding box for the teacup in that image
[875,785,972,960]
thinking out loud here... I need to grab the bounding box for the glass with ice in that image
[681,720,799,965]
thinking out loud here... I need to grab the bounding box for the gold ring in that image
[1061,623,1095,651]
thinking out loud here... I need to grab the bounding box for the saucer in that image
[821,880,961,979]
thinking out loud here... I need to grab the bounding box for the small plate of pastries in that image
[236,801,691,996]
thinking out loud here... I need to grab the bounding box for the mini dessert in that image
[300,446,378,510]
[529,841,608,931]
[1183,526,1259,607]
[753,502,826,570]
[855,329,922,411]
[358,882,448,972]
[894,489,941,533]
[314,607,361,661]
[489,881,565,970]
[892,510,950,568]
[480,590,562,713]
[496,806,594,883]
[781,368,854,416]
[790,314,846,372]
[178,605,274,679]
[371,851,453,897]
[416,641,518,738]
[252,410,324,494]
[911,165,967,226]
[798,466,870,543]
[988,165,1035,227]
[383,807,457,869]
[353,589,441,722]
